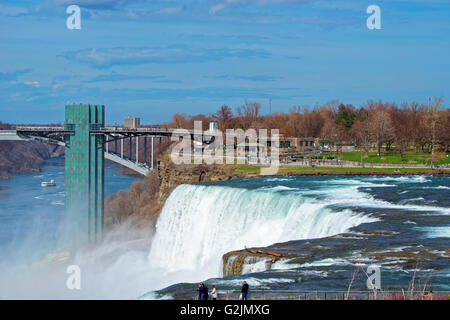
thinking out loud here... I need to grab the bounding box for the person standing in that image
[203,284,209,300]
[241,281,249,300]
[197,283,204,300]
[211,285,218,300]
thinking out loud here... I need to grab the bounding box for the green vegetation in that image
[319,151,448,165]
[234,164,434,175]
[234,164,262,173]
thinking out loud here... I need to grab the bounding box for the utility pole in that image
[429,97,434,169]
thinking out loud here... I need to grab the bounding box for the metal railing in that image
[16,126,67,131]
[64,124,75,131]
[190,290,450,301]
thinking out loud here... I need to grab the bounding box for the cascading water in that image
[148,183,377,278]
[2,170,448,299]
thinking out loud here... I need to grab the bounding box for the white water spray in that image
[148,184,377,279]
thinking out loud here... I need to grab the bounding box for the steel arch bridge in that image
[0,104,195,246]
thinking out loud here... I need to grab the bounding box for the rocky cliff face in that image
[0,141,65,179]
[155,158,247,211]
[222,249,291,277]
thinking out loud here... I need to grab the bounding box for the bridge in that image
[4,125,184,175]
[0,104,194,246]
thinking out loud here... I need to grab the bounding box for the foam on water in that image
[241,257,271,274]
[420,226,450,238]
[258,185,299,192]
[214,277,296,288]
[264,177,293,182]
[433,185,450,190]
[322,179,396,187]
[271,259,304,270]
[368,176,431,184]
[307,182,450,215]
[298,258,351,268]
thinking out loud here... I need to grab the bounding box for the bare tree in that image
[351,120,371,166]
[213,105,233,130]
[391,108,413,161]
[437,108,450,153]
[170,113,190,129]
[369,108,395,156]
[237,100,261,129]
[424,97,444,168]
[287,106,302,137]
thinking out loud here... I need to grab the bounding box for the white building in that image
[124,116,140,129]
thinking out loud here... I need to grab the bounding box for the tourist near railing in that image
[189,290,450,300]
[282,158,448,169]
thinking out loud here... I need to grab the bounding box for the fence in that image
[282,159,443,169]
[196,290,450,301]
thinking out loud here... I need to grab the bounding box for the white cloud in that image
[155,7,182,15]
[0,4,40,16]
[64,46,270,68]
[24,81,41,88]
[209,0,242,14]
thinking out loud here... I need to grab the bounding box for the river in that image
[0,159,448,299]
[0,158,138,267]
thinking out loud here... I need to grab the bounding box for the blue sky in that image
[0,0,449,124]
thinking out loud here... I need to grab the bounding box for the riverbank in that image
[234,164,449,176]
[0,141,64,179]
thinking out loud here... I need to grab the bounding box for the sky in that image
[0,0,449,124]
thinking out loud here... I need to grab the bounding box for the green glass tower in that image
[64,104,104,245]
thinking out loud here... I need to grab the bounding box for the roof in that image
[237,142,265,147]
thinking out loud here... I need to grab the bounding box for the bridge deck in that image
[13,126,191,137]
[0,129,154,176]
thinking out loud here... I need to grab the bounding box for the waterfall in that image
[148,183,377,278]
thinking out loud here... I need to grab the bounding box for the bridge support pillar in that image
[144,137,147,164]
[136,136,139,164]
[151,136,154,170]
[64,104,104,245]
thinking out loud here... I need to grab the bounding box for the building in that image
[319,140,356,152]
[341,145,356,152]
[237,142,266,155]
[124,116,140,129]
[279,136,317,150]
[208,121,218,132]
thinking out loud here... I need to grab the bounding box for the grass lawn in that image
[319,151,448,165]
[234,164,435,175]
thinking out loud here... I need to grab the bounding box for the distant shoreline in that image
[234,165,450,177]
